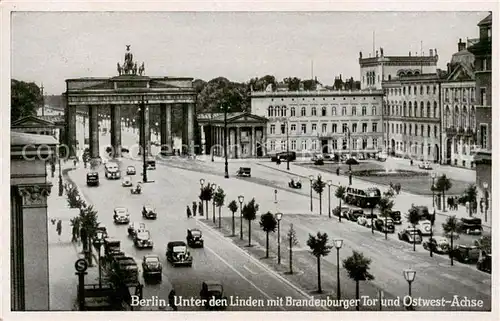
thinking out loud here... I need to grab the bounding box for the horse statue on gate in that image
[138,62,145,76]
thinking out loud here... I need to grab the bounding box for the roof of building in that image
[197,112,267,124]
[11,131,58,146]
[11,115,59,127]
[478,13,492,26]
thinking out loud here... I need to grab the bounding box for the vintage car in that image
[142,254,162,280]
[166,241,193,267]
[122,176,133,187]
[357,213,378,227]
[236,167,251,177]
[422,237,450,254]
[112,256,139,285]
[187,229,204,248]
[389,211,402,224]
[418,161,433,170]
[476,251,491,274]
[288,178,302,189]
[126,165,136,175]
[374,218,395,233]
[347,209,364,222]
[458,217,483,235]
[86,172,99,187]
[415,220,433,236]
[450,244,480,264]
[142,205,157,220]
[128,222,146,237]
[332,206,349,219]
[397,227,423,244]
[271,151,297,162]
[199,281,228,310]
[113,207,130,224]
[134,230,154,249]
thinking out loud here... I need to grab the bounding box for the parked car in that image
[458,217,483,235]
[332,206,349,218]
[122,176,132,187]
[86,172,99,186]
[236,167,251,177]
[121,147,130,153]
[271,151,296,162]
[418,161,433,170]
[142,254,162,281]
[389,211,402,224]
[374,218,395,233]
[142,205,157,219]
[113,207,130,224]
[126,166,136,175]
[398,227,422,244]
[128,222,146,237]
[199,281,228,310]
[422,237,450,254]
[346,209,364,222]
[415,220,433,236]
[134,230,154,249]
[357,213,378,227]
[187,229,204,248]
[476,251,491,273]
[166,241,193,267]
[450,244,480,264]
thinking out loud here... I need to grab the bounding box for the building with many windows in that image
[441,39,476,168]
[251,89,384,157]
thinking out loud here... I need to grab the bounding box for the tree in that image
[302,79,317,91]
[283,77,301,91]
[103,264,133,309]
[406,206,421,251]
[335,186,346,222]
[79,204,100,266]
[66,186,85,209]
[306,232,333,293]
[227,200,239,236]
[259,212,277,258]
[197,77,248,113]
[460,184,477,217]
[475,235,491,254]
[435,175,452,212]
[199,184,214,221]
[242,198,259,247]
[342,251,374,311]
[312,175,326,215]
[11,79,43,122]
[377,196,394,240]
[213,187,226,228]
[286,224,299,274]
[442,215,461,266]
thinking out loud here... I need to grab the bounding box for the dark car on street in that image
[199,281,228,310]
[166,241,193,267]
[476,251,491,273]
[113,207,130,224]
[450,244,480,264]
[389,211,402,224]
[271,151,297,162]
[128,222,146,237]
[346,209,364,222]
[397,227,422,244]
[126,165,136,175]
[142,205,157,220]
[458,217,483,235]
[86,172,99,186]
[134,230,154,249]
[374,218,395,233]
[187,229,204,248]
[142,255,162,281]
[422,237,450,254]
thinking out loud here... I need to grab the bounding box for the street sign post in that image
[75,259,88,310]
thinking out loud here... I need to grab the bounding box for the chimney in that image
[458,38,466,51]
[429,49,433,56]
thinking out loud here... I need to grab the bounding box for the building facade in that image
[468,13,492,218]
[251,90,385,157]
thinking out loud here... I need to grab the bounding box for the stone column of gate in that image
[144,106,151,156]
[88,105,100,160]
[187,103,195,156]
[251,126,257,157]
[160,103,173,155]
[66,104,77,158]
[110,105,122,158]
[181,104,188,154]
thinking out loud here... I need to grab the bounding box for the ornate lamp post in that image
[483,182,489,222]
[275,212,283,264]
[126,118,130,131]
[327,180,332,218]
[221,103,230,178]
[138,98,149,183]
[431,172,436,208]
[274,189,278,204]
[132,119,136,133]
[334,239,343,300]
[309,175,314,212]
[96,230,103,288]
[155,122,159,140]
[404,269,416,310]
[238,195,244,240]
[211,183,217,224]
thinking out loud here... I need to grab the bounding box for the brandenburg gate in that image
[64,45,196,159]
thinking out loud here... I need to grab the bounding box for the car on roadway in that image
[332,206,349,219]
[134,230,154,249]
[166,241,193,267]
[415,220,433,236]
[126,165,136,175]
[86,172,99,187]
[458,217,483,235]
[397,227,423,244]
[128,222,146,237]
[476,251,491,273]
[187,229,204,248]
[122,176,132,187]
[422,237,450,254]
[113,207,130,224]
[346,209,364,222]
[142,205,157,220]
[418,161,433,170]
[200,281,228,310]
[142,255,162,281]
[450,244,481,264]
[389,211,402,224]
[374,217,395,233]
[357,213,378,227]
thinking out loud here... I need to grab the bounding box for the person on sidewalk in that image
[186,206,192,219]
[199,201,204,216]
[168,289,178,311]
[56,220,62,240]
[192,201,197,217]
[71,224,78,242]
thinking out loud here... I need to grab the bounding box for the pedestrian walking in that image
[186,206,192,218]
[192,201,197,217]
[56,220,62,240]
[168,290,178,311]
[71,224,78,242]
[480,198,484,214]
[199,201,204,216]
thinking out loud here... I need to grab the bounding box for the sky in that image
[11,11,489,95]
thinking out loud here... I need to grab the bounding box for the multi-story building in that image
[251,89,384,157]
[467,13,492,215]
[441,39,476,168]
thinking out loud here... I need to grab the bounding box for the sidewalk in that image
[257,162,491,230]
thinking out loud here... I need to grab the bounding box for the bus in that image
[344,187,381,208]
[104,162,121,179]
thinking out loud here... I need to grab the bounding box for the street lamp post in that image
[221,103,230,178]
[199,178,205,217]
[238,195,244,240]
[139,97,149,183]
[483,182,489,223]
[275,212,283,264]
[126,118,130,131]
[327,180,332,218]
[309,175,314,212]
[334,239,343,300]
[96,231,103,288]
[132,119,136,133]
[431,172,436,208]
[429,207,435,257]
[155,122,159,140]
[403,269,416,310]
[345,128,352,185]
[211,183,217,224]
[274,189,278,204]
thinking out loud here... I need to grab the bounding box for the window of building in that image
[290,107,296,117]
[433,85,436,94]
[270,140,275,150]
[342,123,348,133]
[342,138,348,150]
[362,123,367,132]
[480,88,487,106]
[426,86,430,94]
[421,125,424,137]
[312,123,317,132]
[373,138,378,149]
[463,89,467,102]
[270,124,275,134]
[281,124,286,134]
[427,125,430,137]
[281,106,287,117]
[332,123,337,133]
[433,101,438,118]
[409,124,412,135]
[281,140,286,150]
[274,106,280,116]
[426,102,431,118]
[415,125,418,136]
[454,106,460,126]
[291,140,297,150]
[372,123,378,132]
[434,125,438,138]
[391,106,395,115]
[352,123,357,133]
[480,124,488,149]
[445,88,449,102]
[332,107,337,116]
[403,87,406,95]
[396,124,399,134]
[301,107,306,116]
[301,140,307,151]
[312,140,317,150]
[414,86,417,95]
[291,124,296,132]
[332,139,338,150]
[471,88,475,102]
[391,123,394,133]
[322,123,327,133]
[268,106,273,117]
[342,106,347,116]
[311,107,317,116]
[321,107,327,116]
[362,138,367,149]
[301,124,306,134]
[352,106,357,116]
[362,106,367,116]
[407,101,411,117]
[372,106,376,115]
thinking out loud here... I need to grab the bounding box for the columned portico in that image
[160,103,173,154]
[88,105,100,159]
[110,105,122,157]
